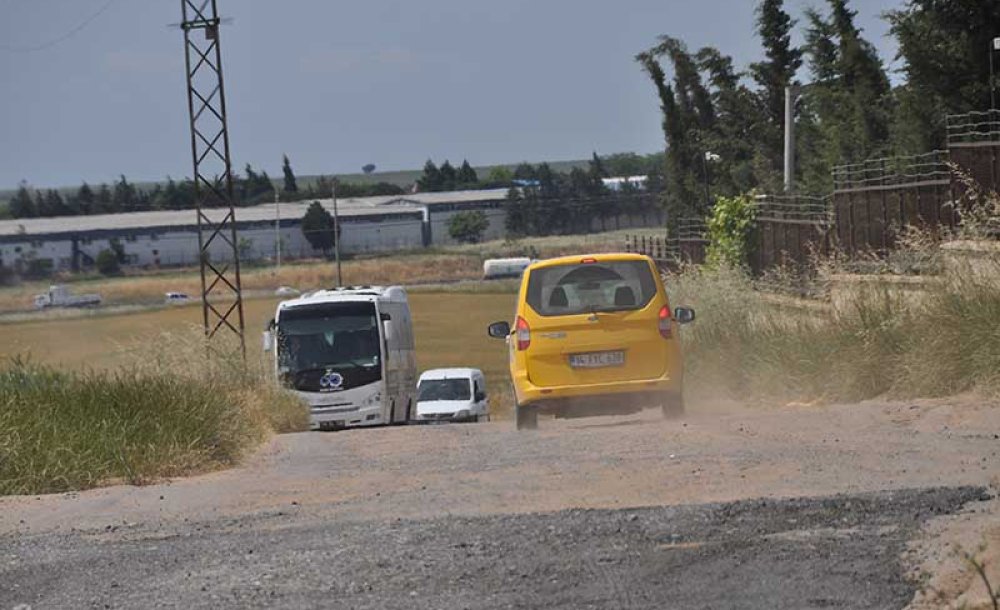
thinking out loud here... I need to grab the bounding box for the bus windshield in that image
[276,302,381,375]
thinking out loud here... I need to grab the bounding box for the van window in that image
[418,379,471,402]
[526,260,658,317]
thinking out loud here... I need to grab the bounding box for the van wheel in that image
[515,404,537,430]
[661,393,685,420]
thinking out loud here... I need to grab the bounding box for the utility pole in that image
[991,37,999,111]
[784,84,798,192]
[179,0,245,359]
[274,185,281,274]
[332,179,342,287]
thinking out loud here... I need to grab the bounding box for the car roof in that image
[418,368,482,381]
[527,252,651,271]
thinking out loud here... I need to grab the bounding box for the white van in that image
[415,368,489,423]
[264,286,417,430]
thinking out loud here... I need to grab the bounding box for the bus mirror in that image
[383,320,395,343]
[262,331,274,352]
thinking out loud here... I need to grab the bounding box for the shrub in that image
[705,193,757,270]
[96,248,120,275]
[448,210,490,244]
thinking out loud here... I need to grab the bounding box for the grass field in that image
[0,227,660,315]
[0,291,520,418]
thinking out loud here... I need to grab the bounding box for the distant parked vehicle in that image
[275,286,300,297]
[33,285,102,310]
[165,292,191,304]
[483,257,532,280]
[415,368,489,423]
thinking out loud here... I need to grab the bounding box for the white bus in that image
[264,286,417,430]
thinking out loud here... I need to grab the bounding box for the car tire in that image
[515,404,537,430]
[661,393,685,420]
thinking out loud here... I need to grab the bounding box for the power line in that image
[0,0,117,53]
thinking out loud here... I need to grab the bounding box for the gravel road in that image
[2,398,998,609]
[2,488,989,609]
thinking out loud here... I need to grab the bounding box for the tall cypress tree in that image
[750,0,802,185]
[417,160,444,192]
[887,0,1000,153]
[76,182,95,215]
[282,154,298,194]
[457,160,478,186]
[9,183,37,219]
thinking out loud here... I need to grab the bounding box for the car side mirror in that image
[475,392,487,402]
[674,307,695,325]
[488,321,511,339]
[262,331,273,352]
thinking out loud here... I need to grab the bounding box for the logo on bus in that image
[319,370,344,392]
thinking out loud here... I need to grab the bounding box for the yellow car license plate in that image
[568,350,625,368]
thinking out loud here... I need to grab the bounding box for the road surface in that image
[2,398,998,609]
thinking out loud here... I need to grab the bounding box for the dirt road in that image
[2,398,998,608]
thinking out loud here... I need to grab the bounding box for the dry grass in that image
[0,228,654,314]
[670,229,1000,405]
[0,327,307,496]
[0,254,484,314]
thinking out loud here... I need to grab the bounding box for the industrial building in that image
[0,188,661,274]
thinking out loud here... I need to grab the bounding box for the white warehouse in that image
[0,187,663,275]
[0,189,510,273]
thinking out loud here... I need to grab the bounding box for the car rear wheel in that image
[661,393,685,420]
[515,403,537,430]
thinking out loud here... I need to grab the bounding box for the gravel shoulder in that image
[1,488,989,610]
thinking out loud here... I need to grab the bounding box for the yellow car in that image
[488,253,694,430]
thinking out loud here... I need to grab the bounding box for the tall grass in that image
[670,214,1000,405]
[0,328,307,496]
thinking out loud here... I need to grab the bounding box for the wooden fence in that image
[626,110,1000,274]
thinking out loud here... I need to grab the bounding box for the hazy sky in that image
[1,0,903,189]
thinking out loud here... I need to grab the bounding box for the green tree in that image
[887,1,1000,153]
[439,160,457,191]
[637,49,704,223]
[750,0,802,184]
[39,189,68,217]
[486,166,513,185]
[95,184,113,213]
[798,0,891,192]
[417,159,444,192]
[75,182,95,215]
[95,249,121,275]
[9,183,37,218]
[282,154,298,194]
[300,201,338,256]
[457,160,479,186]
[512,163,537,181]
[112,175,135,213]
[447,210,490,244]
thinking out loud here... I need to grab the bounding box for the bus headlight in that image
[363,392,382,407]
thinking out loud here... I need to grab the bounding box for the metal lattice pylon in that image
[179,0,245,358]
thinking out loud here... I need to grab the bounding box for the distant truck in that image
[482,257,532,280]
[33,285,102,310]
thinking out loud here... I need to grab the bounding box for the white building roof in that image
[0,189,509,237]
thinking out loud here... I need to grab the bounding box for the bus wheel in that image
[515,404,537,430]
